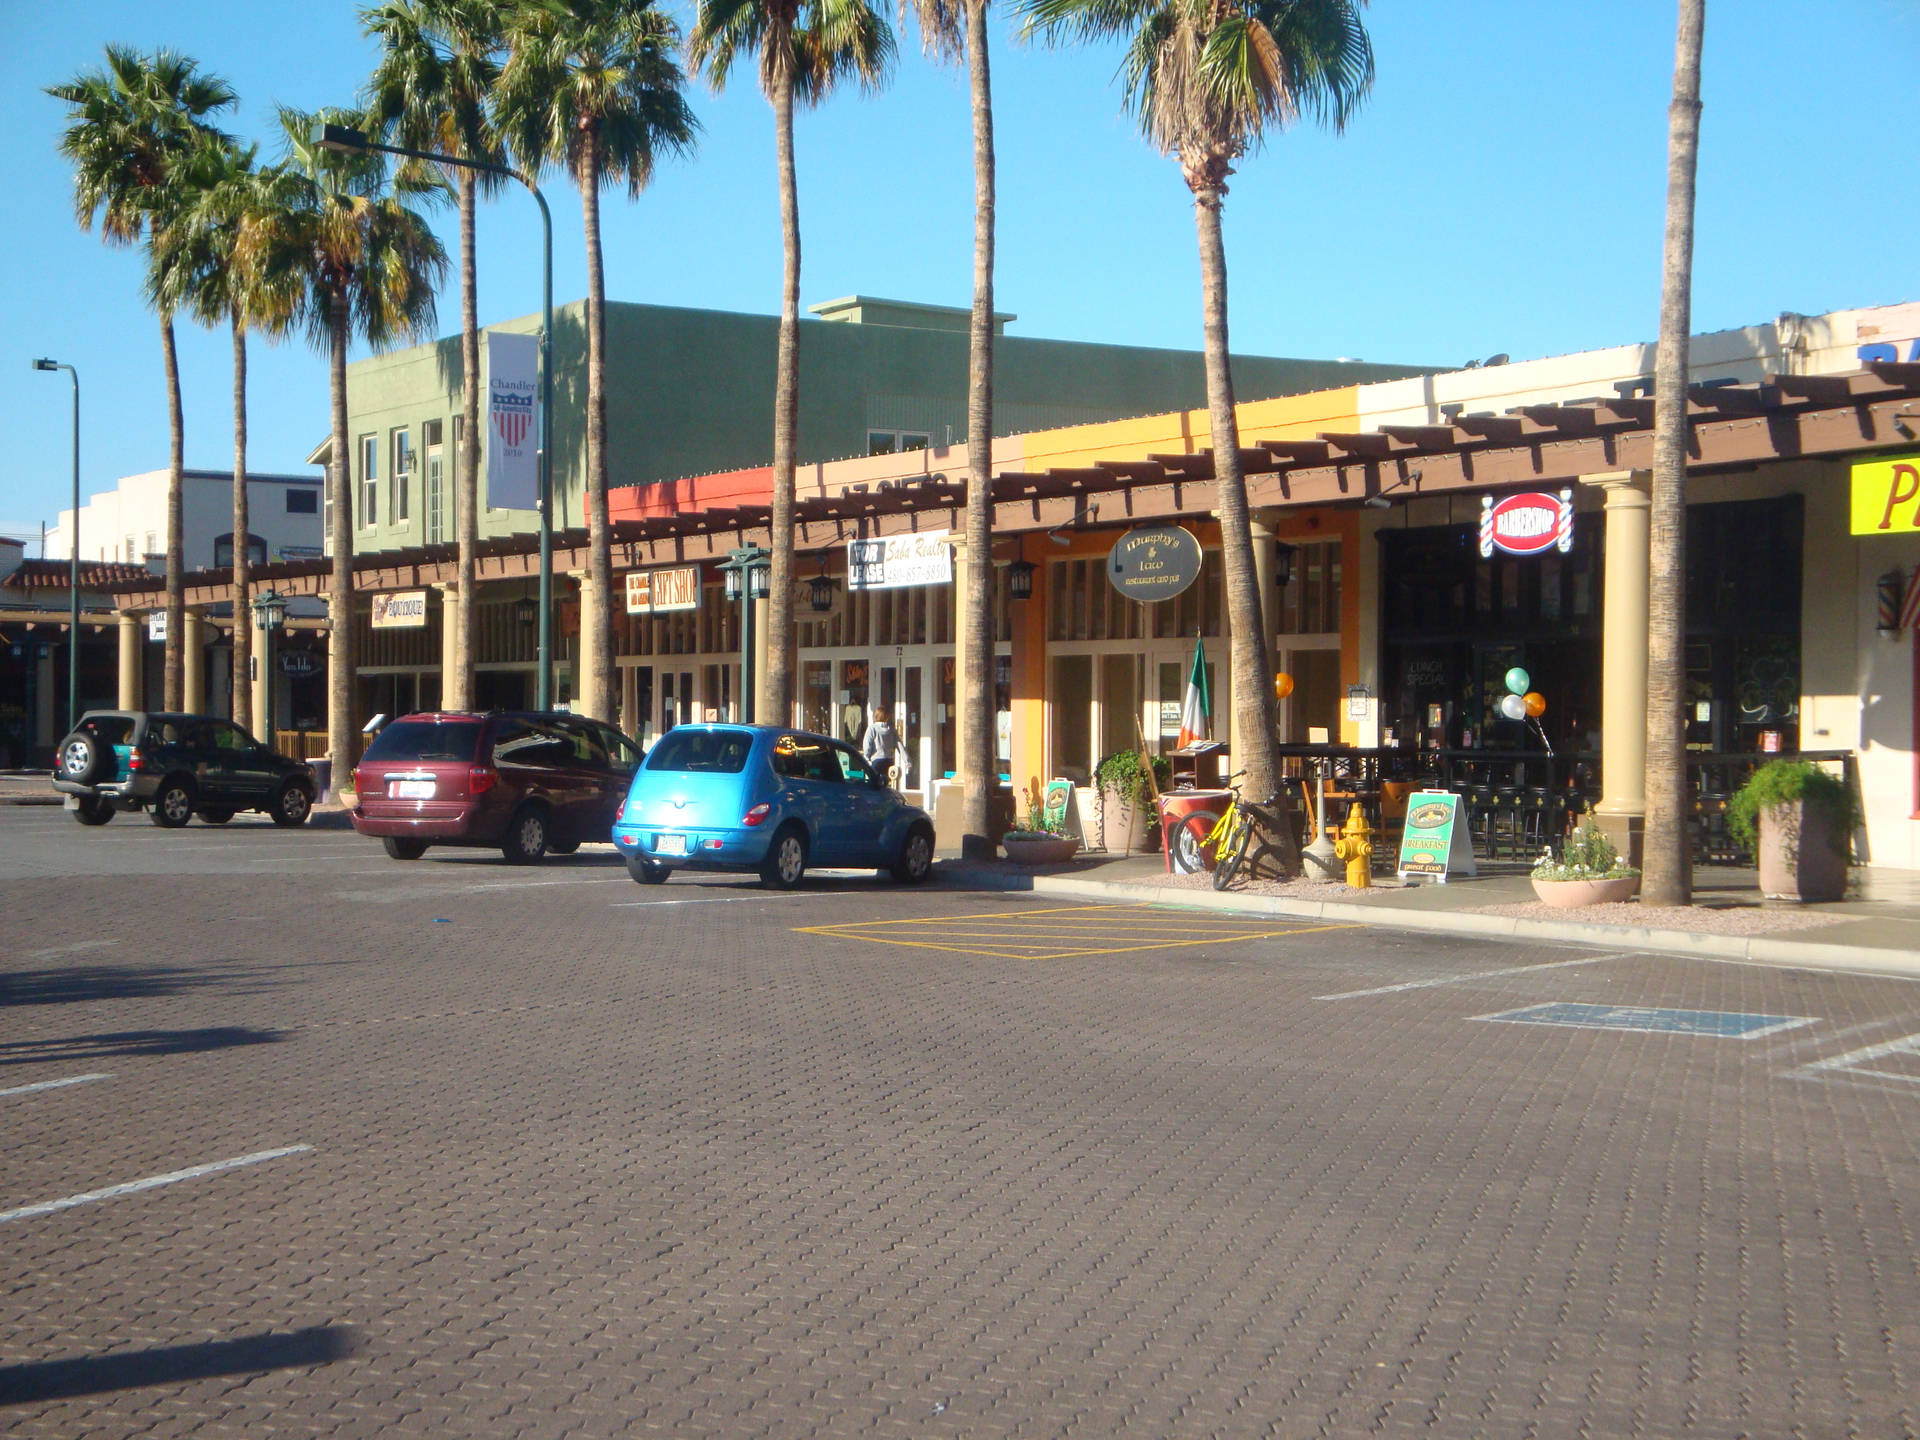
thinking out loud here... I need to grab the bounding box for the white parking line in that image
[1315,952,1631,1001]
[0,1145,314,1224]
[0,1073,112,1098]
[22,940,118,961]
[610,892,846,908]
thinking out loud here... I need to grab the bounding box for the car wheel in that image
[270,782,313,828]
[149,778,195,828]
[502,805,549,864]
[59,732,107,785]
[891,824,935,884]
[73,797,114,827]
[626,855,670,885]
[548,840,580,855]
[199,807,235,825]
[760,825,808,890]
[383,837,428,861]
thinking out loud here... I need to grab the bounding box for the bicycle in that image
[1175,772,1300,891]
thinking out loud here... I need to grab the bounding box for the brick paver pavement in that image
[3,806,1919,1437]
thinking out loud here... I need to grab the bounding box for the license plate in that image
[389,779,435,799]
[657,833,687,856]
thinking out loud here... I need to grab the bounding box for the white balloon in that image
[1499,693,1527,721]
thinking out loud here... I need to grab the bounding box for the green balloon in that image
[1504,667,1531,696]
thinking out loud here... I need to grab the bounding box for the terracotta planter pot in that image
[1529,874,1640,908]
[1757,800,1849,903]
[1001,834,1082,867]
[1098,787,1151,853]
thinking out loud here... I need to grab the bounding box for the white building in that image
[46,468,323,571]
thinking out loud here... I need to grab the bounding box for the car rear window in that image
[82,715,134,746]
[646,729,752,774]
[362,720,483,764]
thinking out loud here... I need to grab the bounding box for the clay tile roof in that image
[10,559,151,589]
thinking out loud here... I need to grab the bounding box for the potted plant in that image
[1001,802,1082,867]
[1094,749,1155,854]
[1728,759,1854,903]
[1530,825,1641,907]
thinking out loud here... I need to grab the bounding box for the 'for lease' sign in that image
[1851,455,1920,534]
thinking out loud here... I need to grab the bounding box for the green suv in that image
[53,710,318,829]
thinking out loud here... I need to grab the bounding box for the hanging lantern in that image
[1008,559,1035,601]
[808,572,837,613]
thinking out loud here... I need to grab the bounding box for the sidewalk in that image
[936,849,1920,977]
[0,772,60,806]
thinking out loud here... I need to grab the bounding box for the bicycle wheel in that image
[1213,807,1256,891]
[1174,812,1221,874]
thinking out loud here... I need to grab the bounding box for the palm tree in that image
[497,0,698,725]
[899,0,995,857]
[48,46,236,712]
[1018,0,1372,868]
[146,138,301,735]
[364,0,505,713]
[690,0,893,725]
[266,106,448,781]
[1642,0,1706,908]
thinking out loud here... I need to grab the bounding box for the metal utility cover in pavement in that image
[1472,1002,1816,1039]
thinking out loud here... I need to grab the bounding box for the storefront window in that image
[1051,654,1093,782]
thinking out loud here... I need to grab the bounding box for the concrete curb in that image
[0,794,61,806]
[937,865,1920,980]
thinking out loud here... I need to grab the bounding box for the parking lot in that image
[5,802,1920,1436]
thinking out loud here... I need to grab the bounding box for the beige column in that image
[117,612,142,709]
[182,610,206,714]
[751,592,772,724]
[1250,508,1281,654]
[1584,470,1652,864]
[950,539,977,781]
[251,611,274,739]
[435,583,458,711]
[569,570,599,718]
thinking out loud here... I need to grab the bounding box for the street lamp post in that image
[719,545,771,723]
[313,123,556,709]
[32,359,79,737]
[251,588,287,741]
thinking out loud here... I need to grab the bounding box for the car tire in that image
[626,855,670,885]
[502,805,549,864]
[58,732,109,786]
[73,797,114,827]
[383,837,428,861]
[890,823,935,884]
[199,807,235,825]
[548,840,580,855]
[270,782,313,828]
[149,777,195,828]
[760,825,808,890]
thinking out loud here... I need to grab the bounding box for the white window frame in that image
[359,434,378,528]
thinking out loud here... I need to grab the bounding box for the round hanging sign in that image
[1107,525,1203,601]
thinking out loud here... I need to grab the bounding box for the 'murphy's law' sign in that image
[1852,455,1920,535]
[485,331,539,511]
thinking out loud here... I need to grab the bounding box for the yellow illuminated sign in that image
[1852,455,1920,535]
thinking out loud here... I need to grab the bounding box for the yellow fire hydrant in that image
[1333,803,1373,888]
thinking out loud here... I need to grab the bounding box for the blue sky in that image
[5,0,1917,544]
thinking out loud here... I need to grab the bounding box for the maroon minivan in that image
[351,711,641,863]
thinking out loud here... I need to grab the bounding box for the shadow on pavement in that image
[0,1326,360,1405]
[0,1026,286,1067]
[0,964,271,1009]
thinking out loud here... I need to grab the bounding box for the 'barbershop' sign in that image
[1851,455,1920,535]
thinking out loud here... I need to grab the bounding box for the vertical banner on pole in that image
[485,331,540,511]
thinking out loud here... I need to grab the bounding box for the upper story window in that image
[1276,540,1342,637]
[285,488,318,515]
[390,428,413,525]
[358,435,378,528]
[867,429,931,457]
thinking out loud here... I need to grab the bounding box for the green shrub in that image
[1726,760,1854,860]
[1095,749,1154,805]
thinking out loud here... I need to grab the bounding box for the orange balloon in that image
[1524,691,1547,718]
[1274,672,1295,700]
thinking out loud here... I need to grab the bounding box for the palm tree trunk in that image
[1642,0,1706,908]
[231,315,252,735]
[579,140,615,724]
[327,289,358,787]
[1192,179,1295,873]
[765,68,801,726]
[451,169,479,713]
[161,312,186,711]
[959,0,997,860]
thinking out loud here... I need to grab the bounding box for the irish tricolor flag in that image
[1176,636,1211,747]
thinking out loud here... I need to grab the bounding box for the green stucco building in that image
[338,295,1426,555]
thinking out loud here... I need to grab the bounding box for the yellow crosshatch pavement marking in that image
[795,904,1359,960]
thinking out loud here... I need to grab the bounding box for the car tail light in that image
[468,765,496,795]
[128,749,144,771]
[742,802,772,827]
[352,767,366,792]
[616,794,633,821]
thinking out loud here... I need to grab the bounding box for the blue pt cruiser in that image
[612,725,937,889]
